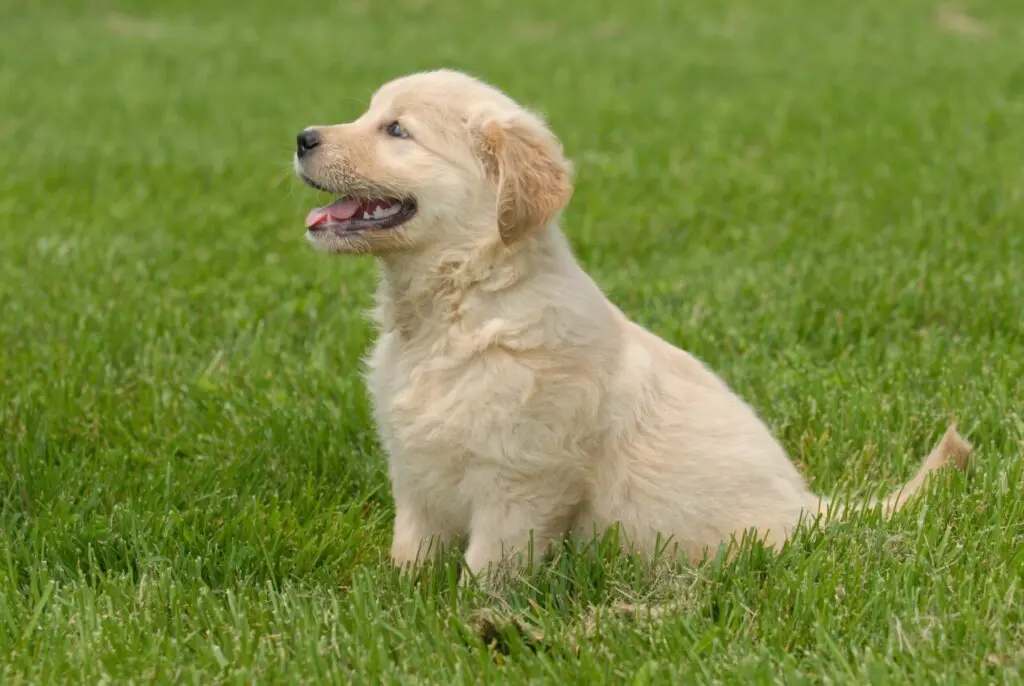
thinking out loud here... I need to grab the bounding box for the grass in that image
[1,0,1023,681]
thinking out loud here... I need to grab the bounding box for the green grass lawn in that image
[2,0,1023,682]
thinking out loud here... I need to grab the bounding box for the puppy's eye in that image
[384,121,409,139]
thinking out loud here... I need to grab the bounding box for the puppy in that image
[293,69,972,580]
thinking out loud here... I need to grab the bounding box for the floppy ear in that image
[477,111,574,244]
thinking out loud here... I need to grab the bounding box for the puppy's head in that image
[293,70,573,255]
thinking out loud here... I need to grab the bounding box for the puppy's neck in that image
[372,225,568,340]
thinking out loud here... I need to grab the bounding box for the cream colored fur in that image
[293,69,972,581]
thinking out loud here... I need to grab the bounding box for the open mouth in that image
[305,196,417,234]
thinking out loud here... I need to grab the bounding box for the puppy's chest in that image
[365,331,515,459]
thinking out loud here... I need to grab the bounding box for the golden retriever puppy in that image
[292,69,972,580]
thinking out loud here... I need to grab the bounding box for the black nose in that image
[296,129,322,157]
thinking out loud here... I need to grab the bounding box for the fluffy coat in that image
[293,69,972,580]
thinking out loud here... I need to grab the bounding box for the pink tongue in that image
[305,198,361,229]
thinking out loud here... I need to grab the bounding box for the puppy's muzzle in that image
[296,129,323,158]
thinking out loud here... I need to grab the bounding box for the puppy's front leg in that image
[391,498,455,569]
[463,494,566,586]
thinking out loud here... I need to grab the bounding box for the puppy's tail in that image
[816,423,973,519]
